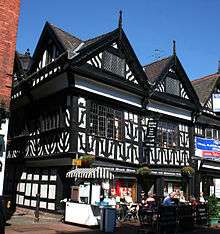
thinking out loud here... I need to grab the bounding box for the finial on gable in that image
[173,40,176,56]
[118,10,122,30]
[118,10,123,42]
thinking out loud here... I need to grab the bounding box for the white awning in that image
[66,167,114,180]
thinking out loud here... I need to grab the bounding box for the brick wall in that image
[0,0,20,110]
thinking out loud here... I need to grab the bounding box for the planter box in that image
[209,217,219,226]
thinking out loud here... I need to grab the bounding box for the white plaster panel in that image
[75,75,142,107]
[48,203,55,210]
[48,185,56,199]
[147,100,192,120]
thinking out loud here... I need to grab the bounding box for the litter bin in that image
[104,208,116,232]
[100,207,105,231]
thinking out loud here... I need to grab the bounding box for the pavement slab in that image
[4,215,220,234]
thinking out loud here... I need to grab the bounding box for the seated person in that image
[124,191,133,208]
[179,191,186,203]
[163,192,176,206]
[108,195,116,208]
[146,192,156,210]
[199,192,206,203]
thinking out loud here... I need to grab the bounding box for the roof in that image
[191,73,220,105]
[49,22,118,52]
[81,29,118,49]
[49,23,82,50]
[143,56,172,83]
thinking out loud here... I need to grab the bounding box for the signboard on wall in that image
[213,94,220,112]
[195,136,220,161]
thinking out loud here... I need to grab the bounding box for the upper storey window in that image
[89,103,123,140]
[157,121,179,148]
[37,44,60,71]
[166,77,180,96]
[102,51,125,77]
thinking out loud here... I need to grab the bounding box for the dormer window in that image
[102,51,125,77]
[166,77,180,96]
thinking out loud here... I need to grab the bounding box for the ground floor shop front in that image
[4,159,194,215]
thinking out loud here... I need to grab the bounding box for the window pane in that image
[166,77,180,96]
[102,51,125,77]
[157,122,179,148]
[89,103,123,140]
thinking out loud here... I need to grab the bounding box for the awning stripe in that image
[66,167,114,179]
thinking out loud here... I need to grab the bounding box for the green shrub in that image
[207,195,219,219]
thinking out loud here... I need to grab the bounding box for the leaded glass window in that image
[102,51,125,77]
[157,122,179,148]
[166,77,180,96]
[89,103,123,140]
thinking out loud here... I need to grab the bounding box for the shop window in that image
[166,77,180,96]
[102,51,125,77]
[89,103,123,140]
[157,122,179,148]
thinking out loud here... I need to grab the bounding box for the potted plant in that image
[207,195,219,226]
[80,154,95,168]
[136,166,153,193]
[136,166,151,177]
[181,166,195,178]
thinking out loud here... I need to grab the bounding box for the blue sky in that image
[17,0,220,80]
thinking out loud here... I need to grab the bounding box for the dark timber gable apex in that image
[68,28,151,93]
[13,22,151,102]
[143,55,201,110]
[30,22,82,73]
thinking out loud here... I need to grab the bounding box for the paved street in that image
[4,214,220,234]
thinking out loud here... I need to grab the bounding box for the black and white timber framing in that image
[5,21,220,212]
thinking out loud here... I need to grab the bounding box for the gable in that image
[86,42,139,85]
[204,96,213,113]
[155,67,189,99]
[34,39,62,73]
[31,22,82,73]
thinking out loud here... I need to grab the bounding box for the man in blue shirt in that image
[163,192,176,206]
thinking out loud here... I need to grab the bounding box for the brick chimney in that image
[0,0,20,110]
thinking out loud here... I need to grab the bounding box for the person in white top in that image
[199,192,206,203]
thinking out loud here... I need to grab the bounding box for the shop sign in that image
[213,94,220,112]
[72,159,82,166]
[195,136,220,161]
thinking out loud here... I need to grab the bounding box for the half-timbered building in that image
[192,72,220,198]
[5,19,205,213]
[5,21,153,212]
